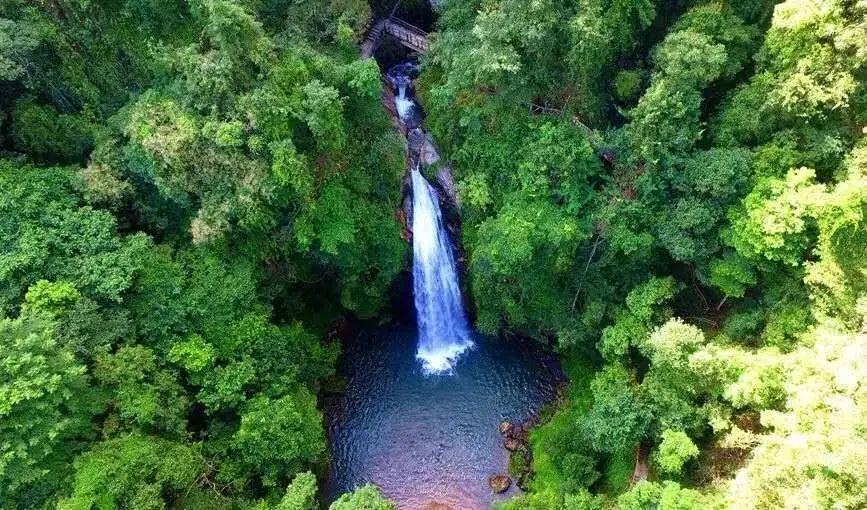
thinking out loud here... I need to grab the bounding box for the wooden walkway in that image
[384,18,429,53]
[361,17,429,58]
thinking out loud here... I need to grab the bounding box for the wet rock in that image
[504,438,523,452]
[499,421,513,435]
[420,133,441,166]
[501,423,528,442]
[407,128,427,162]
[436,164,459,209]
[489,474,511,494]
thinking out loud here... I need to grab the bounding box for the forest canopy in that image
[419,0,866,508]
[2,0,403,508]
[1,0,865,509]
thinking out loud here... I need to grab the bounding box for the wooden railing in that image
[360,19,388,58]
[528,103,563,115]
[362,16,429,57]
[384,17,429,53]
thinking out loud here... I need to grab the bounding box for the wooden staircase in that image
[361,19,388,58]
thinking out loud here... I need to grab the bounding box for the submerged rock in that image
[423,503,453,510]
[489,474,511,494]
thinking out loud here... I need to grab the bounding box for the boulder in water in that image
[501,421,528,440]
[489,475,511,494]
[499,421,513,435]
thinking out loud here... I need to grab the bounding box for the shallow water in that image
[324,325,560,509]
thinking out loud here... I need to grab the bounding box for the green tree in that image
[11,98,94,163]
[628,83,703,165]
[567,0,657,121]
[231,389,326,487]
[0,160,149,312]
[470,195,587,335]
[653,429,699,476]
[0,17,42,83]
[0,314,97,507]
[20,280,80,316]
[725,168,825,266]
[708,251,757,299]
[639,319,709,437]
[301,80,346,153]
[726,327,866,509]
[580,365,650,455]
[599,277,677,360]
[94,345,189,437]
[277,471,318,510]
[58,434,204,510]
[171,0,275,112]
[618,480,720,510]
[329,484,396,510]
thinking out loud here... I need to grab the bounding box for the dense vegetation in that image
[0,0,864,509]
[1,0,400,508]
[420,0,866,508]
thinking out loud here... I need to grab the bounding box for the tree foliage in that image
[328,484,396,510]
[58,434,204,510]
[1,0,865,508]
[0,313,96,504]
[0,0,400,508]
[424,0,867,507]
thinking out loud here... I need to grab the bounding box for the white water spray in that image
[395,84,414,121]
[411,167,473,374]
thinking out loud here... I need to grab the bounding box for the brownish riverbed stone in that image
[489,474,511,493]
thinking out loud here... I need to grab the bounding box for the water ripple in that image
[324,326,559,509]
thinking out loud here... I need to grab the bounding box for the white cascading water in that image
[395,84,414,121]
[411,167,474,374]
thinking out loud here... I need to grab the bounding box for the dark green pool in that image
[324,325,560,509]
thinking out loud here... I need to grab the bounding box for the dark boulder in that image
[488,474,511,494]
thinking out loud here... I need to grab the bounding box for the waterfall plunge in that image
[395,84,414,121]
[411,168,473,374]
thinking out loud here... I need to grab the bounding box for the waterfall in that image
[395,84,414,121]
[387,61,419,125]
[388,60,472,374]
[411,167,473,374]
